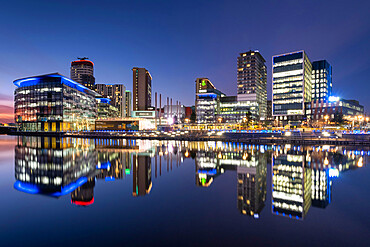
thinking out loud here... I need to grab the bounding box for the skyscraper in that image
[272,50,312,125]
[311,60,332,101]
[70,57,95,90]
[95,84,126,118]
[237,50,267,119]
[125,90,132,117]
[132,67,152,111]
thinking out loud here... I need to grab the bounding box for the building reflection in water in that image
[192,142,267,218]
[237,151,267,218]
[71,178,95,206]
[272,148,312,220]
[14,136,97,197]
[13,137,367,214]
[133,155,152,196]
[271,145,364,220]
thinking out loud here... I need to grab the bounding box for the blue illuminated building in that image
[195,77,225,123]
[14,73,100,132]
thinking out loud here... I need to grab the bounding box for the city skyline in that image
[0,0,369,123]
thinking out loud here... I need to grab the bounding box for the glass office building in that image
[307,97,364,121]
[195,78,225,123]
[217,96,259,123]
[312,60,332,101]
[14,73,99,132]
[272,51,312,124]
[96,98,119,119]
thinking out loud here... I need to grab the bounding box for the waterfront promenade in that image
[7,129,370,147]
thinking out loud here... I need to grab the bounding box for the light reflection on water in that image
[14,136,366,216]
[2,135,369,246]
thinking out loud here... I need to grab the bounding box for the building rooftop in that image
[13,73,101,97]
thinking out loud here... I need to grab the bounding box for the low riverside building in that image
[95,117,153,131]
[217,96,259,123]
[14,73,100,132]
[306,97,364,121]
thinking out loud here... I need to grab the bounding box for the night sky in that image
[0,0,369,122]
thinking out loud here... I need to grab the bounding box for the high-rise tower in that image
[70,57,95,90]
[237,50,267,119]
[272,50,312,124]
[132,67,152,111]
[311,60,332,101]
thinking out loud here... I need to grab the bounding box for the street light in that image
[324,115,329,126]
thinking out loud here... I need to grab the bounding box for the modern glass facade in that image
[196,92,223,123]
[307,98,364,121]
[272,51,312,123]
[96,98,119,119]
[237,50,267,119]
[14,73,99,132]
[195,78,224,123]
[312,60,332,101]
[95,84,127,118]
[217,96,259,123]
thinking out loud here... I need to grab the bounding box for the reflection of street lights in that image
[358,115,364,128]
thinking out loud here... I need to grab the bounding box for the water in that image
[0,135,369,247]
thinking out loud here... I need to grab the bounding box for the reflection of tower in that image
[71,178,95,206]
[133,155,152,196]
[237,154,267,218]
[272,153,311,220]
[311,168,331,208]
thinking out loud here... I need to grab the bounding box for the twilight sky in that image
[0,0,369,122]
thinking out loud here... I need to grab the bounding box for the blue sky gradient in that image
[0,0,369,121]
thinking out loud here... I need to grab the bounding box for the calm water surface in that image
[0,135,369,247]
